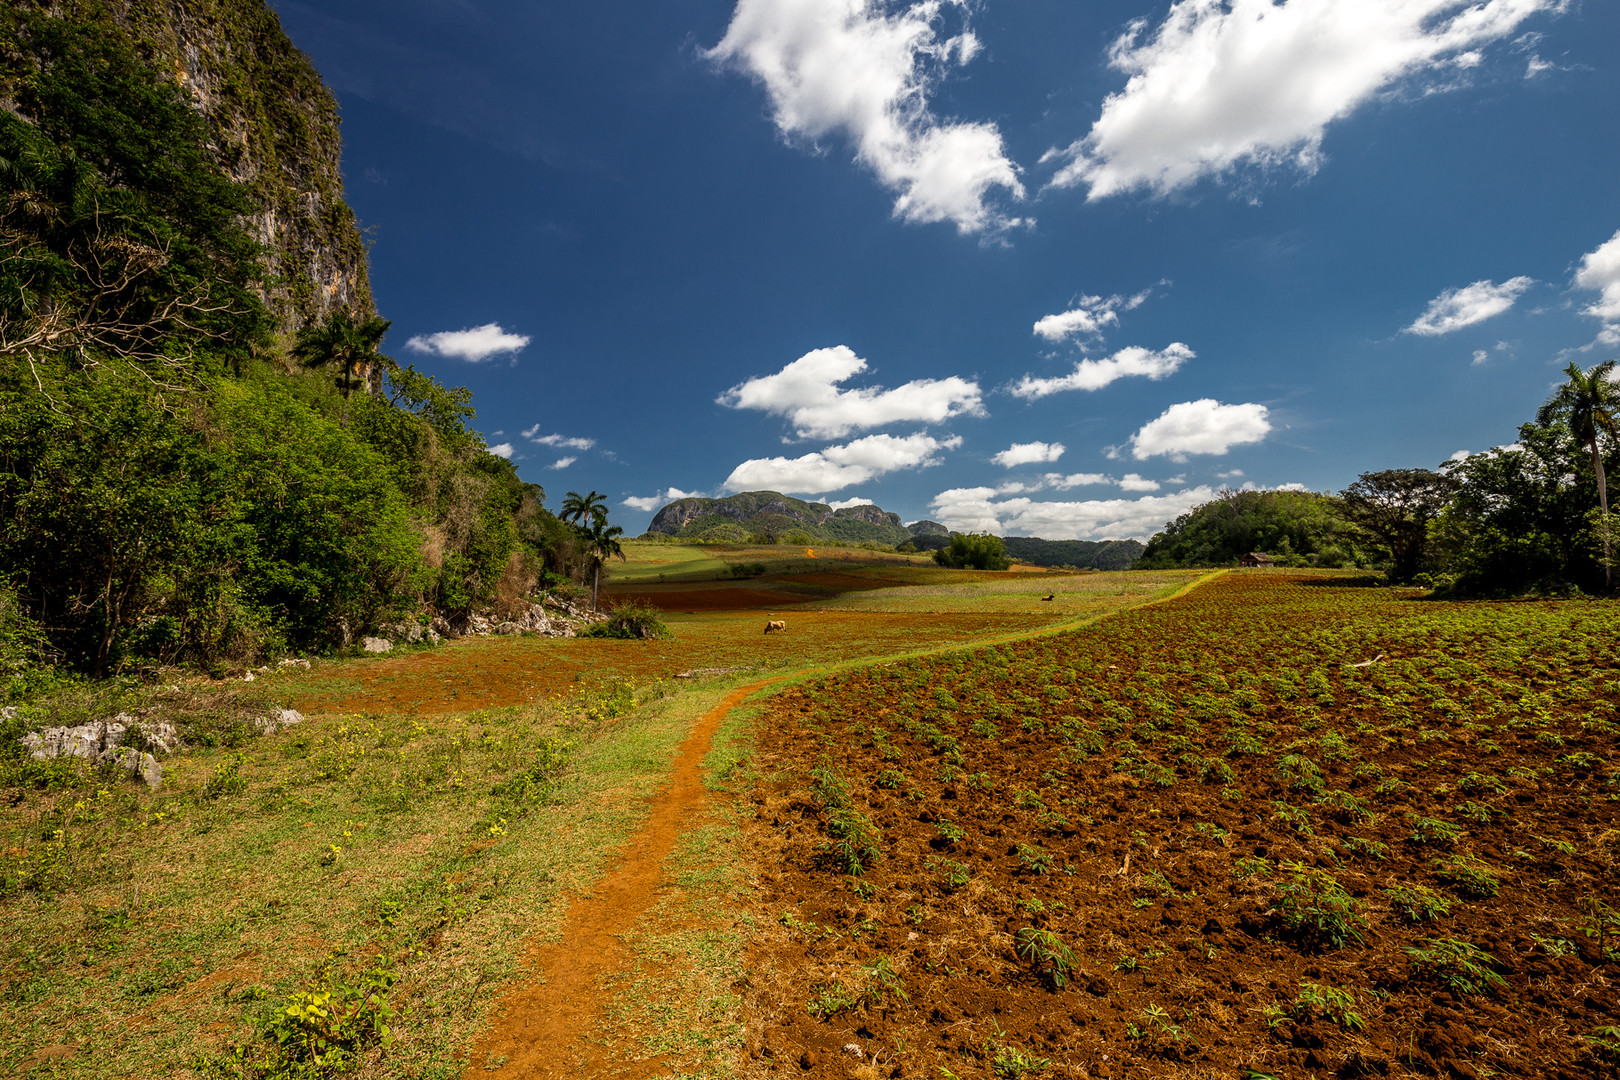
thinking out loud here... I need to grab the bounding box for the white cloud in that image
[487,442,514,459]
[1042,472,1111,490]
[1031,288,1155,345]
[1472,349,1490,365]
[827,494,876,510]
[1575,228,1620,324]
[1045,0,1562,200]
[1216,469,1245,479]
[707,0,1024,234]
[723,431,960,494]
[930,485,1220,540]
[622,486,707,513]
[522,427,597,451]
[1128,399,1272,461]
[549,456,577,470]
[717,345,983,438]
[992,440,1065,468]
[405,322,531,362]
[1406,277,1534,335]
[1117,473,1160,492]
[1010,343,1193,399]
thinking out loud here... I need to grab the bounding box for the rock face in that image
[906,519,950,537]
[646,492,912,546]
[19,714,174,787]
[24,0,375,335]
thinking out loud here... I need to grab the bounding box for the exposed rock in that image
[361,636,393,653]
[906,519,950,537]
[256,708,304,735]
[20,717,173,787]
[276,657,311,670]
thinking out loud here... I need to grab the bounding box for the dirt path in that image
[459,679,777,1079]
[457,571,1227,1078]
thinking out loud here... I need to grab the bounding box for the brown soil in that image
[290,611,1031,716]
[735,574,1620,1079]
[460,679,778,1079]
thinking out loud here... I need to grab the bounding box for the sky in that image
[268,0,1620,539]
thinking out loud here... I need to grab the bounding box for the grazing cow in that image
[1040,594,1055,602]
[764,619,786,634]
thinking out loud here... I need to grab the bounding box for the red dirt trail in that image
[460,678,778,1079]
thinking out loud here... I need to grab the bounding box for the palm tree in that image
[561,489,608,528]
[581,517,625,610]
[292,312,392,423]
[1538,360,1620,589]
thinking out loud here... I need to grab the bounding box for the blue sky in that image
[269,0,1620,539]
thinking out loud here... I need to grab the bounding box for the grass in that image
[0,677,754,1078]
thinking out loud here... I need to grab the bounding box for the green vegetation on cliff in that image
[0,4,579,681]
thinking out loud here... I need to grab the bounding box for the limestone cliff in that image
[1,0,372,333]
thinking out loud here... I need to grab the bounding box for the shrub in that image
[576,601,671,640]
[933,532,1012,571]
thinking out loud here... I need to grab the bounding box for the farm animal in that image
[764,619,786,634]
[1040,594,1055,601]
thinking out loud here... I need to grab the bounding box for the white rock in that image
[361,636,392,653]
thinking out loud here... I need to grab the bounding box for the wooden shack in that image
[1239,552,1276,567]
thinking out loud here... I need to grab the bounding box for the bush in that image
[933,532,1012,571]
[577,601,671,640]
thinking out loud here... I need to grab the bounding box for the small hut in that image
[1239,552,1276,568]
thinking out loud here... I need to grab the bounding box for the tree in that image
[292,311,392,420]
[1339,469,1457,583]
[1537,361,1620,589]
[933,532,1011,571]
[580,517,625,611]
[561,489,608,528]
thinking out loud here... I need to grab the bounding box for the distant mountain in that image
[643,493,1145,567]
[647,491,918,546]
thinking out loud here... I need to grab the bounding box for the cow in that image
[1040,594,1055,601]
[764,619,786,634]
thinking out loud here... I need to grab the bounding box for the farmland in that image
[1,563,1615,1079]
[743,573,1620,1078]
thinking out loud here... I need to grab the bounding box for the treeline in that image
[0,10,592,681]
[1140,362,1620,596]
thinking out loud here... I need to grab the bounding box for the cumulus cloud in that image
[1045,0,1561,200]
[1043,472,1111,489]
[930,484,1220,539]
[487,442,514,459]
[706,0,1024,233]
[723,431,960,494]
[1128,399,1272,460]
[1031,288,1155,345]
[622,486,706,513]
[1117,473,1160,492]
[1009,344,1193,399]
[405,322,531,362]
[1406,277,1535,335]
[522,427,596,451]
[992,440,1065,468]
[827,494,877,510]
[1575,228,1620,326]
[718,345,983,439]
[549,456,577,470]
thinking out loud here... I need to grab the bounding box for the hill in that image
[648,491,921,546]
[999,536,1145,570]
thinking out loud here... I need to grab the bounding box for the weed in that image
[200,753,249,800]
[1584,1025,1620,1062]
[1127,1003,1193,1048]
[1406,938,1506,996]
[1014,926,1075,989]
[1113,955,1139,972]
[1233,856,1272,880]
[861,955,908,1004]
[1292,983,1365,1030]
[1385,883,1453,922]
[1455,800,1501,824]
[990,1042,1050,1078]
[935,819,965,845]
[806,982,858,1019]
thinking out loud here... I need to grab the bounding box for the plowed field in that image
[740,573,1620,1079]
